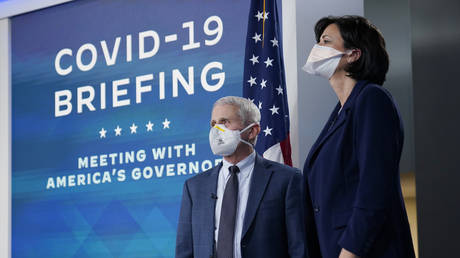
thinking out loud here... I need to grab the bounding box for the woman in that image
[302,16,416,258]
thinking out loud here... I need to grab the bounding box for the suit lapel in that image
[306,107,348,167]
[304,103,342,166]
[202,163,221,239]
[242,154,273,238]
[305,80,369,168]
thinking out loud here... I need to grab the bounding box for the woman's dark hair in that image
[314,15,389,85]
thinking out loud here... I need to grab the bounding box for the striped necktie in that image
[216,165,240,258]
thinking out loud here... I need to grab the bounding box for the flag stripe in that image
[280,134,292,166]
[263,142,284,164]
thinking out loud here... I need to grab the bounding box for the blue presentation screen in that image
[11,0,248,256]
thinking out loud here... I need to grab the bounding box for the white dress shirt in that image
[214,151,256,258]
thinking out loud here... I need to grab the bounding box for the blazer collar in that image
[206,162,222,198]
[242,154,273,238]
[305,80,368,169]
[341,80,368,112]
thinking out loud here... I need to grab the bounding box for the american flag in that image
[243,0,292,166]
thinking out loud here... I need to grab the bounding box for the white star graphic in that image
[247,76,257,87]
[252,32,262,43]
[99,128,107,138]
[276,85,284,95]
[263,126,273,136]
[258,101,263,110]
[270,37,279,47]
[114,125,122,136]
[260,79,267,89]
[247,98,254,103]
[255,11,264,22]
[130,123,138,134]
[146,121,154,131]
[264,57,274,68]
[263,11,269,20]
[162,118,171,129]
[269,105,280,115]
[249,54,259,65]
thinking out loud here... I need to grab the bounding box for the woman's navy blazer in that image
[303,80,415,258]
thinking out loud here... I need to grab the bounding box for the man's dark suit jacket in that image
[176,154,306,258]
[303,80,415,258]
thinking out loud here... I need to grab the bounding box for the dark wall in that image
[411,0,460,257]
[364,0,414,174]
[366,0,460,256]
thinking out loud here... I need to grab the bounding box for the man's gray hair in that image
[214,96,261,126]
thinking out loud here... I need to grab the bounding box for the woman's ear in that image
[347,48,361,63]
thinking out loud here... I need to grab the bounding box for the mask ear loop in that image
[240,122,256,133]
[239,123,257,147]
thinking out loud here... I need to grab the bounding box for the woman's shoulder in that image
[355,82,394,108]
[351,82,401,124]
[359,82,392,97]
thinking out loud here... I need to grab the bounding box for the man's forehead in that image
[211,104,239,119]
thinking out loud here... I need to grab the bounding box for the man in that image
[175,96,306,258]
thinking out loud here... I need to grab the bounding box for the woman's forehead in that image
[322,23,341,38]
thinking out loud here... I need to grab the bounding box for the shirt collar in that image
[222,151,256,179]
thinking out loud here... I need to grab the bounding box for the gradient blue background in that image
[12,0,248,257]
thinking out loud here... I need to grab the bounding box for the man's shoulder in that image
[184,164,220,185]
[258,156,301,177]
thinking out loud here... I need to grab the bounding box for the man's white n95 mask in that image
[209,123,255,156]
[302,44,350,79]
